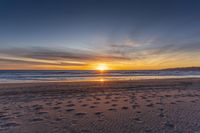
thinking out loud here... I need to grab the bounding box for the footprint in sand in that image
[146,103,154,107]
[55,102,62,105]
[108,108,117,111]
[3,107,10,111]
[124,99,129,102]
[145,128,153,132]
[114,96,120,99]
[96,98,101,100]
[78,100,83,103]
[66,104,75,107]
[158,108,164,111]
[190,100,197,103]
[111,104,117,107]
[32,105,43,110]
[105,96,111,99]
[80,129,90,133]
[176,100,183,103]
[130,95,136,99]
[1,122,20,128]
[45,102,52,105]
[136,111,141,114]
[36,111,48,115]
[104,101,110,104]
[0,114,8,119]
[67,100,72,103]
[86,98,92,101]
[17,105,23,109]
[155,102,162,105]
[93,102,100,104]
[75,112,86,116]
[133,117,142,123]
[12,112,20,115]
[90,105,96,108]
[94,112,103,116]
[165,94,172,97]
[16,114,24,118]
[122,106,128,110]
[129,101,134,104]
[30,118,44,122]
[146,99,152,102]
[53,106,61,110]
[55,118,62,121]
[164,121,174,128]
[81,104,88,107]
[132,104,140,109]
[66,108,75,112]
[0,111,6,114]
[158,113,165,118]
[141,96,147,99]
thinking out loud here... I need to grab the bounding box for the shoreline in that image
[0,77,200,95]
[0,77,199,86]
[1,72,200,84]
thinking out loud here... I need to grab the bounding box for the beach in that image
[1,0,200,132]
[0,78,200,133]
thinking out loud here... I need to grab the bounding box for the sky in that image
[0,0,200,70]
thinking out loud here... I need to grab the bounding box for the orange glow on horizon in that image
[96,63,108,71]
[1,58,200,70]
[99,78,105,82]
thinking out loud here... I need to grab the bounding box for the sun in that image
[96,63,108,71]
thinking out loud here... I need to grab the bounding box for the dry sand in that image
[0,78,200,133]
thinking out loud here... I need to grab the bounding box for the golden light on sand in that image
[96,63,108,71]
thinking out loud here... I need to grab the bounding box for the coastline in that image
[0,77,199,91]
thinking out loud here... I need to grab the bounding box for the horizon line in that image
[0,66,200,71]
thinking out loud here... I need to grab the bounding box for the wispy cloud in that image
[0,47,130,67]
[1,32,200,69]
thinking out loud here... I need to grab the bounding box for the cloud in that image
[23,47,129,61]
[1,34,200,69]
[0,54,86,66]
[94,34,200,68]
[0,47,130,67]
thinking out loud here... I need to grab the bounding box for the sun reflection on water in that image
[99,78,104,82]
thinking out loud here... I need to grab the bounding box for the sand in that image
[0,78,200,133]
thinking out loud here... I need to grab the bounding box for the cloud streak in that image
[0,47,130,67]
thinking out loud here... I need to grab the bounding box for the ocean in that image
[0,70,200,83]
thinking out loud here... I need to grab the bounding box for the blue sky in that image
[0,0,200,69]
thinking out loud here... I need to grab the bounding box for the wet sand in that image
[0,78,200,133]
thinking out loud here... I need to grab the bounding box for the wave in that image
[0,70,200,83]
